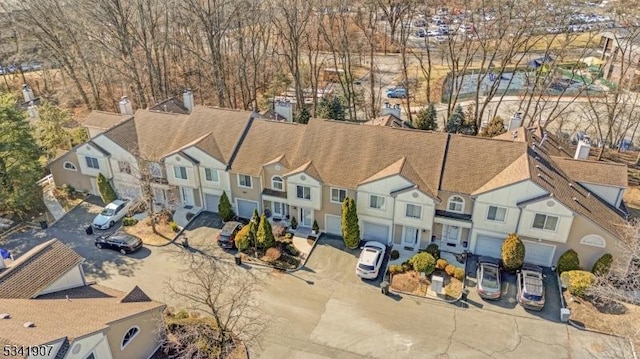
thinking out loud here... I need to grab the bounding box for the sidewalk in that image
[43,188,66,221]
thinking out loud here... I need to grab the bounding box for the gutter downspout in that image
[194,164,205,209]
[515,206,523,234]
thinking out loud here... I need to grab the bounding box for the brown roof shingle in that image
[0,284,164,347]
[83,111,132,129]
[441,136,529,194]
[551,156,628,188]
[0,239,84,299]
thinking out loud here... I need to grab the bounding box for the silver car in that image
[477,257,501,300]
[516,264,546,311]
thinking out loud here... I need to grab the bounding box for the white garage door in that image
[325,215,342,236]
[362,222,390,243]
[523,240,556,267]
[474,235,504,259]
[236,199,258,219]
[204,194,220,212]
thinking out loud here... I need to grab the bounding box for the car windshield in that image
[101,208,115,216]
[523,293,543,301]
[123,236,139,245]
[358,263,375,271]
[481,266,499,289]
[219,234,231,241]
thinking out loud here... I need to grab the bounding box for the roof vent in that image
[537,173,543,177]
[0,313,10,319]
[23,322,35,328]
[587,192,591,198]
[535,156,540,160]
[569,183,574,187]
[535,165,540,169]
[573,197,578,202]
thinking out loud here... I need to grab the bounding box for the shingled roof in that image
[83,111,132,130]
[551,156,628,188]
[0,239,84,299]
[0,284,164,347]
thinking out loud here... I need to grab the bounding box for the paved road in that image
[1,203,634,359]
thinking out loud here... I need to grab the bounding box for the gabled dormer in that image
[76,141,112,178]
[283,161,323,210]
[517,194,574,243]
[262,154,291,199]
[163,151,199,187]
[179,133,228,190]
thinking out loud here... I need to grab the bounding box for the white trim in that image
[121,325,140,350]
[324,214,342,235]
[204,168,220,183]
[330,187,347,204]
[580,234,606,248]
[447,195,465,213]
[237,174,253,188]
[532,213,559,232]
[441,224,461,245]
[63,161,78,171]
[369,194,386,210]
[295,185,312,201]
[299,207,314,227]
[173,165,188,180]
[271,176,284,191]
[402,226,421,248]
[404,203,422,219]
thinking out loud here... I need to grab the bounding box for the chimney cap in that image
[0,313,10,319]
[23,322,35,328]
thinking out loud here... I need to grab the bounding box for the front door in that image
[442,225,460,245]
[272,202,288,219]
[181,187,195,206]
[403,227,420,249]
[299,208,313,227]
[90,178,99,196]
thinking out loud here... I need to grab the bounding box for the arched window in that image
[580,234,606,248]
[447,196,464,213]
[272,176,284,191]
[63,161,77,171]
[121,326,140,349]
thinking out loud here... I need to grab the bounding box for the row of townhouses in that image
[49,96,630,270]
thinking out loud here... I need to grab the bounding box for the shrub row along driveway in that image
[0,205,634,359]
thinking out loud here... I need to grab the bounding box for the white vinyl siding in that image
[486,206,506,222]
[533,213,558,231]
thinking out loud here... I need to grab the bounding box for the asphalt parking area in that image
[465,255,561,322]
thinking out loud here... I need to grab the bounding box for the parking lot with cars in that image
[0,204,634,358]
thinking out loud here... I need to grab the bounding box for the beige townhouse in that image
[49,101,630,270]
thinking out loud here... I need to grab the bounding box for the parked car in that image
[415,28,426,37]
[386,87,407,98]
[356,241,386,279]
[413,19,427,27]
[476,257,501,300]
[92,199,130,230]
[516,264,546,310]
[95,231,143,255]
[217,221,243,249]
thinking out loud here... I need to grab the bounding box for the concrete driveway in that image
[465,257,562,322]
[0,204,634,359]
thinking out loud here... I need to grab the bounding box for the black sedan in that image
[95,231,143,255]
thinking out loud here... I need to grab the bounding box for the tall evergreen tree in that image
[341,197,360,249]
[218,191,235,221]
[296,107,311,124]
[33,101,76,158]
[415,103,438,131]
[330,96,345,121]
[446,104,465,133]
[463,105,478,135]
[0,94,43,217]
[97,173,117,203]
[256,214,276,249]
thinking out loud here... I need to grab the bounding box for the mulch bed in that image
[124,217,176,245]
[390,270,430,296]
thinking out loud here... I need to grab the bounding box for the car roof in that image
[359,247,382,265]
[522,272,544,295]
[221,221,242,235]
[108,231,138,241]
[363,241,386,250]
[106,199,126,208]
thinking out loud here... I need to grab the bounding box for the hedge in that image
[501,233,525,272]
[557,249,580,274]
[592,253,613,276]
[409,252,436,275]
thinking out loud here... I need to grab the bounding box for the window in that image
[405,204,422,219]
[149,162,162,178]
[272,176,284,191]
[447,196,464,213]
[296,185,311,200]
[63,161,77,171]
[174,166,188,180]
[238,174,252,188]
[121,326,140,349]
[532,213,559,231]
[205,168,219,182]
[331,188,347,203]
[369,195,385,210]
[85,354,96,359]
[85,156,99,169]
[487,206,507,222]
[118,161,131,174]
